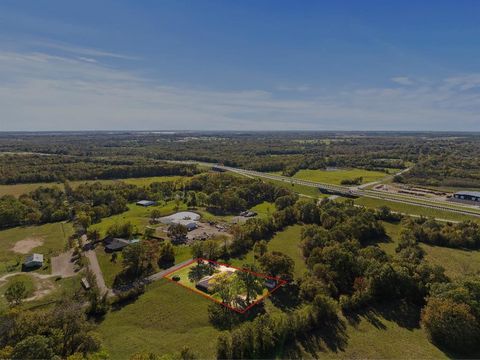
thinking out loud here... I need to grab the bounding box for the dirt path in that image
[0,272,56,302]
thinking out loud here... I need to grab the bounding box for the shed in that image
[136,200,156,207]
[24,253,44,268]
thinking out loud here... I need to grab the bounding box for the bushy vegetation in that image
[0,297,106,359]
[402,217,480,249]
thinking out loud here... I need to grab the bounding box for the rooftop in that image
[455,191,480,198]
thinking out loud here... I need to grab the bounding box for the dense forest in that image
[0,154,198,184]
[2,131,480,188]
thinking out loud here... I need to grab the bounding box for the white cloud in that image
[31,40,139,60]
[0,47,479,131]
[391,76,414,85]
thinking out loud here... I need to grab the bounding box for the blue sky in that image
[0,1,479,131]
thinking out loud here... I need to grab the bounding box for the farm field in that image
[354,196,479,223]
[292,168,390,185]
[0,222,73,274]
[98,279,220,359]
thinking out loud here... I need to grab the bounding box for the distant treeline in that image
[2,132,480,188]
[0,154,198,184]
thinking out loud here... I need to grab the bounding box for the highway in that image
[179,161,480,219]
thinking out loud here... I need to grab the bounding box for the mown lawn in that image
[293,168,389,185]
[98,279,220,359]
[0,222,73,274]
[355,196,479,223]
[95,248,123,288]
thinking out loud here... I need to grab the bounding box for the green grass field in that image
[301,308,448,359]
[0,273,36,310]
[355,196,479,223]
[293,168,390,185]
[98,279,220,359]
[250,201,276,218]
[380,221,480,279]
[230,225,306,279]
[96,240,192,288]
[90,201,188,238]
[0,222,73,274]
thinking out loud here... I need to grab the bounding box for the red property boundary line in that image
[162,258,287,314]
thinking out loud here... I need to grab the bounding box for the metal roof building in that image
[24,253,44,268]
[136,200,156,207]
[453,191,480,202]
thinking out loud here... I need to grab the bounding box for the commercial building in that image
[453,191,480,203]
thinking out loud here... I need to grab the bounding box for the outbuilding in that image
[105,238,140,252]
[24,253,44,268]
[136,200,156,207]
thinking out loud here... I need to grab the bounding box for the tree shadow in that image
[269,283,301,311]
[343,300,420,331]
[372,300,421,330]
[282,317,349,358]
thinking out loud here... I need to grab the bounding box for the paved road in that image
[147,258,193,282]
[176,161,480,218]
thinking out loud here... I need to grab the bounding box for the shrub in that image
[421,297,480,353]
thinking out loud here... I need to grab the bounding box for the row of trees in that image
[401,217,480,249]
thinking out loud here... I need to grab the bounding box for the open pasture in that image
[293,168,390,185]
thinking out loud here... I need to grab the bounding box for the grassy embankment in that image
[355,196,480,223]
